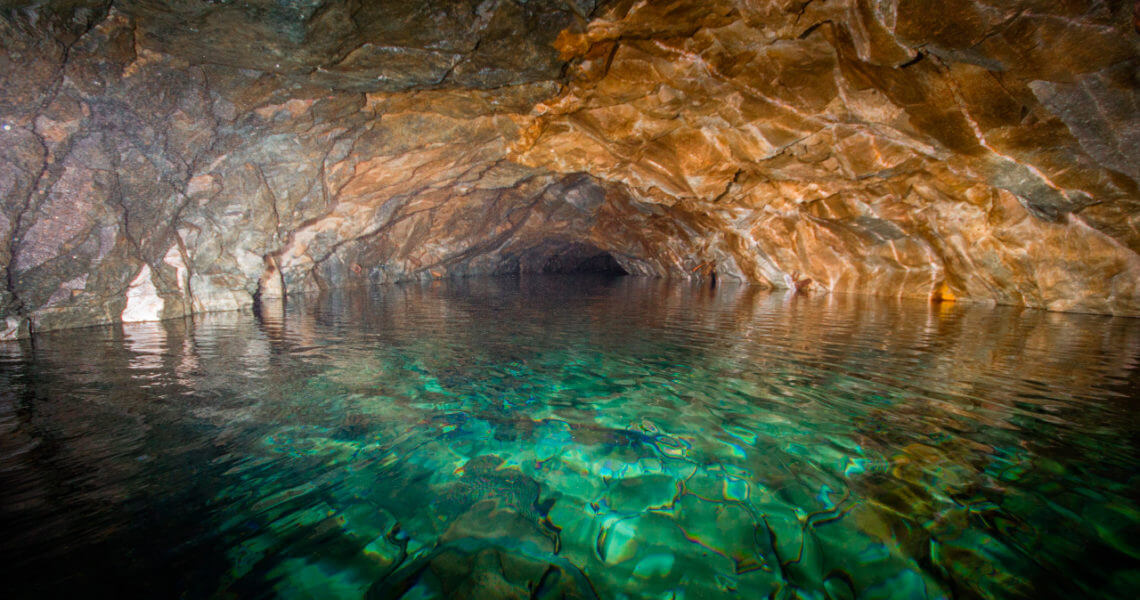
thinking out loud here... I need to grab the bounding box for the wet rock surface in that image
[1,0,1139,336]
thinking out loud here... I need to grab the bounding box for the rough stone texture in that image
[514,0,1140,313]
[1,0,1138,337]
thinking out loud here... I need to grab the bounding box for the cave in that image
[1,1,1138,599]
[512,242,629,275]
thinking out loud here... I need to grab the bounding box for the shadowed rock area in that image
[1,0,1139,337]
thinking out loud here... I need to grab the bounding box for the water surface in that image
[1,277,1138,599]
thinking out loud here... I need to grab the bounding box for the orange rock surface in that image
[1,0,1138,336]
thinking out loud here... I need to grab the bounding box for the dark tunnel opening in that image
[510,241,629,276]
[540,250,628,275]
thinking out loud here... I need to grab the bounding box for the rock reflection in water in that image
[0,277,1137,599]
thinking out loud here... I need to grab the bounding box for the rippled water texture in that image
[2,277,1138,599]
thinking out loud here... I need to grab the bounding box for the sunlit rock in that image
[1,316,27,341]
[121,264,163,323]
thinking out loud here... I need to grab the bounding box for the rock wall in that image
[1,0,1138,337]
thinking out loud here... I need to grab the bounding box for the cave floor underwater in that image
[0,275,1137,599]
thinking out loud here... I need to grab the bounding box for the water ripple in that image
[1,277,1138,599]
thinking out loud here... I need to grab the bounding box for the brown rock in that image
[2,0,1139,338]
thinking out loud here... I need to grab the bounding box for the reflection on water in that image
[1,277,1138,599]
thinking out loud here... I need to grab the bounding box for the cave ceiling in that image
[1,0,1139,337]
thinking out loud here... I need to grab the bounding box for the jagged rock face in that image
[516,0,1140,311]
[1,0,1138,337]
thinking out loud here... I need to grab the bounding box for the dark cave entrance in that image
[509,241,629,276]
[540,249,628,275]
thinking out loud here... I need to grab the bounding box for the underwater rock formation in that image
[1,0,1139,336]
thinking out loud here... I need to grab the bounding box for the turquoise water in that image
[1,277,1137,599]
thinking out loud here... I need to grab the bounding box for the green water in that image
[1,277,1137,599]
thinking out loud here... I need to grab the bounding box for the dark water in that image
[1,277,1138,600]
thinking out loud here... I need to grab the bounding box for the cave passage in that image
[1,1,1138,598]
[1,0,1139,340]
[469,240,633,278]
[550,251,627,275]
[529,242,628,276]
